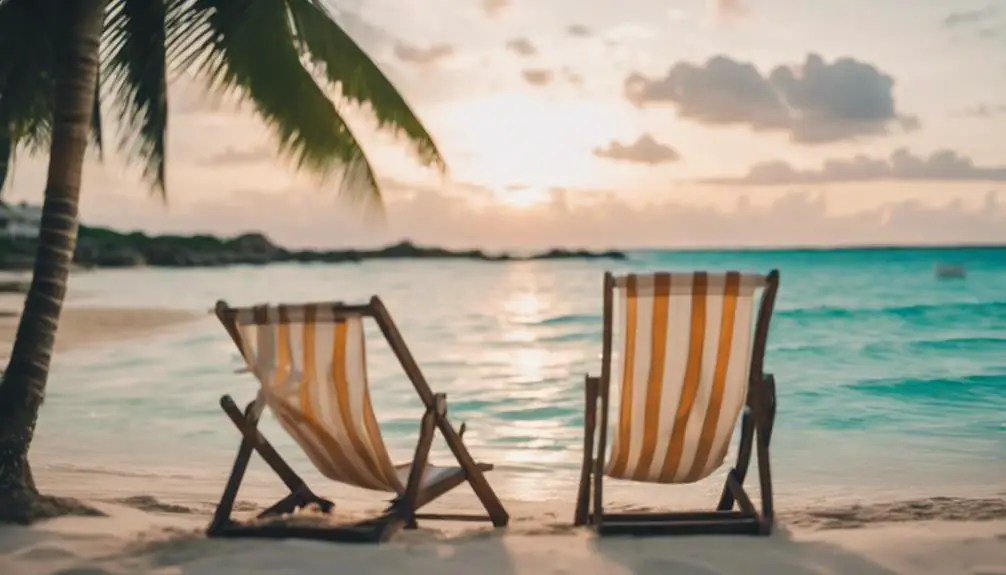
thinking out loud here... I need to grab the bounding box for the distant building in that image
[0,201,42,240]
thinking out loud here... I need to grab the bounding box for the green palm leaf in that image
[0,0,443,207]
[172,0,386,207]
[101,0,168,193]
[285,0,445,171]
[0,0,56,163]
[0,0,107,195]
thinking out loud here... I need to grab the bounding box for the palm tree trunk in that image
[0,0,107,512]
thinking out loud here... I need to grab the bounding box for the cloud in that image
[393,42,454,64]
[482,0,509,17]
[332,9,394,50]
[593,134,681,165]
[54,185,1006,249]
[7,144,1006,248]
[567,24,592,37]
[943,6,998,27]
[562,67,583,86]
[710,0,748,22]
[521,69,554,86]
[957,103,1006,117]
[625,53,918,144]
[705,148,1006,185]
[506,38,537,56]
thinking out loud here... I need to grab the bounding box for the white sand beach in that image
[0,496,1004,575]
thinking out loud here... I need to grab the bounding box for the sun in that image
[495,186,552,209]
[423,90,629,193]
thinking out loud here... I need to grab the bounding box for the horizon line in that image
[70,224,1006,253]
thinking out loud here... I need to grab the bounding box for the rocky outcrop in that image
[0,226,627,270]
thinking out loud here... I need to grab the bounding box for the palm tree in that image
[0,0,444,523]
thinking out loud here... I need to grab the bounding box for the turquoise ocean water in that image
[27,247,1006,510]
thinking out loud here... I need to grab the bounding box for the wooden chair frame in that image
[207,296,510,543]
[574,270,780,536]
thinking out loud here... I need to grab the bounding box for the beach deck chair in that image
[207,296,510,543]
[574,270,780,536]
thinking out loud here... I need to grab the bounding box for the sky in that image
[5,0,1006,249]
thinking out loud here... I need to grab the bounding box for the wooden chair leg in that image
[257,489,306,519]
[574,375,599,526]
[211,396,334,533]
[755,375,776,534]
[209,399,260,532]
[717,374,776,534]
[762,374,777,445]
[220,395,307,493]
[257,486,334,519]
[718,408,755,511]
[398,394,441,529]
[370,297,510,528]
[446,428,509,526]
[725,470,757,515]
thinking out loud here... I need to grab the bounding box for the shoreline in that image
[0,294,202,362]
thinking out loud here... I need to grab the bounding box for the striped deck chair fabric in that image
[232,304,410,493]
[605,271,768,484]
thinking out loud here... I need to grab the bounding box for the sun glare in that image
[427,91,627,191]
[495,186,552,209]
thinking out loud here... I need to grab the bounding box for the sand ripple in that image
[783,496,1006,530]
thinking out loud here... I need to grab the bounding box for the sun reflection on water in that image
[511,347,546,383]
[504,291,545,323]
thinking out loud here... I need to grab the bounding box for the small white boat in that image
[934,263,967,279]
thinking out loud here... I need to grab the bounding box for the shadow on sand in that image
[590,525,900,575]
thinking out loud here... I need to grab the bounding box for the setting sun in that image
[425,91,629,191]
[494,185,553,209]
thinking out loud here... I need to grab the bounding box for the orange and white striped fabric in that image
[605,272,767,484]
[230,304,406,493]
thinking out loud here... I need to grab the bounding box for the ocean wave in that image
[488,331,595,346]
[770,335,1006,356]
[535,331,595,344]
[493,405,579,421]
[846,374,1006,404]
[778,300,1006,322]
[537,313,599,326]
[909,336,1006,351]
[42,463,203,481]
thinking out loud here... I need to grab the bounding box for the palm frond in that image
[91,64,104,159]
[170,0,384,207]
[0,0,56,191]
[284,0,445,173]
[102,0,169,196]
[0,0,108,195]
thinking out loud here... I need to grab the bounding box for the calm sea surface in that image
[28,247,1006,509]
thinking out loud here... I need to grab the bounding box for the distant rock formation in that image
[0,225,627,270]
